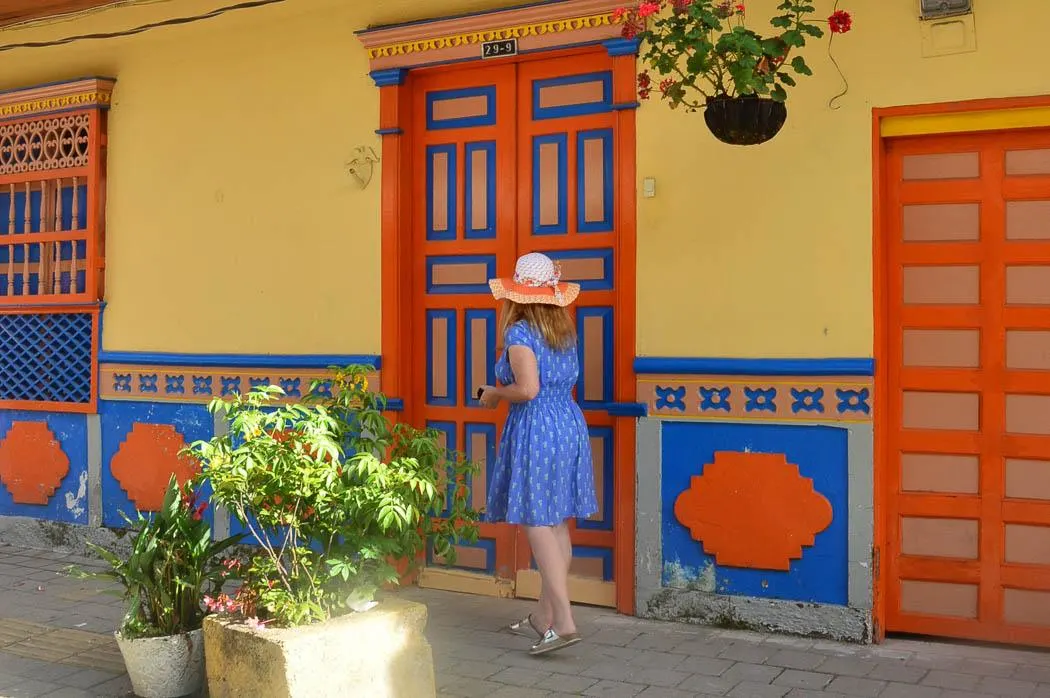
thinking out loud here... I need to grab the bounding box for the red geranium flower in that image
[735,3,745,14]
[637,1,661,17]
[659,78,675,94]
[828,9,852,33]
[671,0,692,10]
[612,7,627,22]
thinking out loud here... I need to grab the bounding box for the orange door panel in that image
[408,48,633,608]
[884,128,1050,646]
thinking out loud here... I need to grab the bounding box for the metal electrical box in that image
[920,0,972,19]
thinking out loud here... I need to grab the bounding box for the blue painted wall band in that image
[97,352,381,370]
[634,357,876,377]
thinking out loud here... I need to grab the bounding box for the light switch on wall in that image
[643,177,656,198]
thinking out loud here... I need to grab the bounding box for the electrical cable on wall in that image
[0,0,288,53]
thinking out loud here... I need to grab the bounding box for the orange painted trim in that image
[870,109,887,644]
[611,49,638,616]
[873,93,1050,121]
[379,80,412,417]
[0,77,113,123]
[0,304,99,414]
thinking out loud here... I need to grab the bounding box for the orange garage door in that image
[885,128,1050,646]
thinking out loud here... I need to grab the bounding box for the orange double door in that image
[405,49,635,609]
[883,128,1050,646]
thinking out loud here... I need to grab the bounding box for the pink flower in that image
[244,617,269,631]
[659,78,676,94]
[637,1,661,17]
[671,0,692,10]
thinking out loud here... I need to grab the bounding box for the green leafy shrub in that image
[190,365,480,628]
[71,476,242,639]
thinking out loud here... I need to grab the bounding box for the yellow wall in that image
[3,0,1048,357]
[636,0,1050,358]
[0,0,521,354]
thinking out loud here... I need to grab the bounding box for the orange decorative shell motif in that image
[110,423,199,512]
[0,422,70,505]
[673,451,833,571]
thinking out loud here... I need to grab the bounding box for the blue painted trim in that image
[369,69,407,87]
[97,351,380,369]
[465,423,497,537]
[576,129,614,233]
[464,309,497,407]
[532,72,612,121]
[532,133,568,236]
[603,401,648,418]
[426,310,458,407]
[427,420,458,517]
[576,307,614,408]
[426,255,496,295]
[426,144,457,241]
[633,357,876,377]
[543,248,613,291]
[375,127,403,136]
[464,141,497,239]
[603,38,640,56]
[611,101,641,111]
[578,426,614,532]
[385,398,405,412]
[426,85,497,130]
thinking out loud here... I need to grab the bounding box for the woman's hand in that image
[479,385,500,409]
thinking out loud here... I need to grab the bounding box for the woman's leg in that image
[526,525,576,636]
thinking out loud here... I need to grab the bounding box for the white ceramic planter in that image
[115,628,204,698]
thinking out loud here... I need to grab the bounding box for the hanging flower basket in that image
[617,1,854,146]
[703,95,787,146]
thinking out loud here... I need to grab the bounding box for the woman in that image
[479,252,598,657]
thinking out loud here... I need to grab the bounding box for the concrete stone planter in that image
[115,628,204,698]
[203,597,435,698]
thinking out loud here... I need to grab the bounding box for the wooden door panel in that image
[412,64,518,587]
[885,129,1050,646]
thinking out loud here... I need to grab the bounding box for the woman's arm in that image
[481,345,539,406]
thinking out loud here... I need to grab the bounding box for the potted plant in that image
[71,476,243,698]
[616,0,854,145]
[190,365,480,698]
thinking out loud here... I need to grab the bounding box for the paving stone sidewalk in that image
[2,544,1050,697]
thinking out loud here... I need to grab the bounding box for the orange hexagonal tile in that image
[673,451,833,571]
[110,423,199,512]
[0,422,70,505]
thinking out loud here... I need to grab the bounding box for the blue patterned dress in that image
[485,320,598,527]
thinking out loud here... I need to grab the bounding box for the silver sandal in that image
[529,627,582,656]
[505,614,543,639]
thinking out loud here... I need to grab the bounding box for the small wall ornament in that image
[616,0,854,145]
[346,146,380,189]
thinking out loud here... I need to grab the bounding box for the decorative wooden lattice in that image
[0,78,112,411]
[0,311,93,405]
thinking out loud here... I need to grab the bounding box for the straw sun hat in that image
[489,253,581,307]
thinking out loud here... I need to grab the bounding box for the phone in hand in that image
[476,387,485,400]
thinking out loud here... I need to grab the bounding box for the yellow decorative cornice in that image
[0,90,111,120]
[366,11,615,60]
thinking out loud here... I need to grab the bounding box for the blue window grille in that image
[0,312,93,406]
